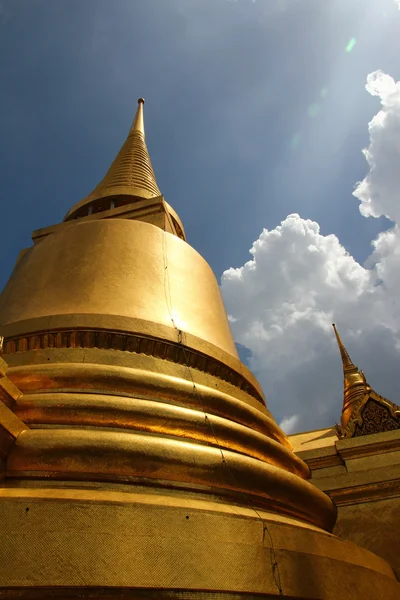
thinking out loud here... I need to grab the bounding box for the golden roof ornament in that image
[64,98,161,220]
[332,323,400,438]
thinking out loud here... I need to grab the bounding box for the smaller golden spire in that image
[332,324,400,438]
[332,323,357,374]
[333,324,368,436]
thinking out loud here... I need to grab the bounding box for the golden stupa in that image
[0,100,399,599]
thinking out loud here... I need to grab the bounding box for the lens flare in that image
[308,103,321,118]
[291,133,301,148]
[346,38,356,53]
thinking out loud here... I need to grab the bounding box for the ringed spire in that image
[332,323,369,435]
[64,98,161,221]
[332,323,400,438]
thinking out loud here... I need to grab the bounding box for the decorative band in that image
[0,587,282,599]
[3,329,262,403]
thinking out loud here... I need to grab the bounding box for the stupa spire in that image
[64,98,161,220]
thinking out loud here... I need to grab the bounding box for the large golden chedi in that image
[0,100,398,599]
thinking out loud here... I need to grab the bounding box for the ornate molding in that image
[3,329,263,403]
[306,453,344,471]
[337,392,400,439]
[337,432,400,461]
[353,397,400,437]
[328,478,400,506]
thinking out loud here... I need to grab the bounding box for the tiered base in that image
[0,483,398,599]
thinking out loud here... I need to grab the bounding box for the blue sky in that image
[1,0,400,432]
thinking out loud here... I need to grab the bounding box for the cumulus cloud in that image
[221,71,400,433]
[222,213,392,432]
[353,70,400,222]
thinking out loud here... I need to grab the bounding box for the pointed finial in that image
[131,97,145,136]
[332,323,356,373]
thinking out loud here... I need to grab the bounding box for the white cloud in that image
[353,70,400,222]
[279,414,300,435]
[221,71,400,433]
